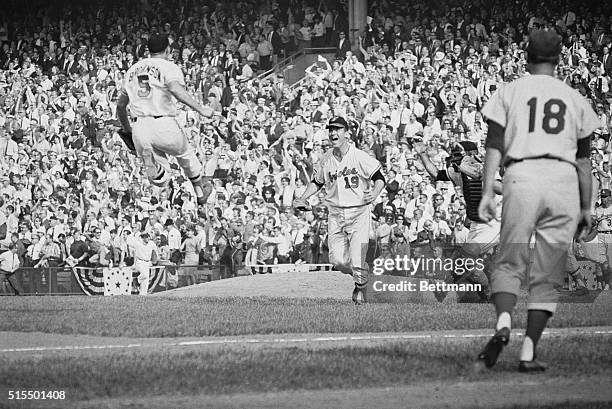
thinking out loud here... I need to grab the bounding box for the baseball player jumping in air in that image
[415,140,502,302]
[293,117,385,304]
[477,29,599,373]
[116,33,213,206]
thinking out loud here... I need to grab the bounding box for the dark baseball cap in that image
[527,30,561,61]
[148,34,170,54]
[601,189,611,198]
[327,117,349,129]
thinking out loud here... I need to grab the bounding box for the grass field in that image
[1,293,611,337]
[1,335,611,403]
[0,292,611,408]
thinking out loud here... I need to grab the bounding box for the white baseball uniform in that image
[482,74,600,312]
[122,58,203,185]
[313,144,381,285]
[132,238,158,295]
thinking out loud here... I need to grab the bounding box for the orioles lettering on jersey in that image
[328,166,359,184]
[314,145,381,208]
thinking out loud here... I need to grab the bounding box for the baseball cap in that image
[148,34,170,54]
[327,117,349,130]
[527,30,561,62]
[601,189,611,198]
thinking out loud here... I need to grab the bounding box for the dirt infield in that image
[155,270,447,303]
[155,270,357,298]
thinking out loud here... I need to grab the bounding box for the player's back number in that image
[527,97,566,134]
[137,74,151,98]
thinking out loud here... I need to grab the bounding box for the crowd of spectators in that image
[1,0,612,292]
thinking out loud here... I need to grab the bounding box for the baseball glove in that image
[118,129,136,152]
[457,156,483,179]
[292,198,311,211]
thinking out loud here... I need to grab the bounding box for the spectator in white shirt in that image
[452,219,470,245]
[0,243,23,295]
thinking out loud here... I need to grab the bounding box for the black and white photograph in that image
[0,0,611,407]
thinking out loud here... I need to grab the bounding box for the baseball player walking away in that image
[116,34,212,206]
[477,30,599,372]
[415,140,502,302]
[293,117,386,304]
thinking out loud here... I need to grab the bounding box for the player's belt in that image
[504,155,565,167]
[598,231,612,234]
[135,258,151,262]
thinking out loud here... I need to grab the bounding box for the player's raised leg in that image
[130,118,171,187]
[146,117,212,205]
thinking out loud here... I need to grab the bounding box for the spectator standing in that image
[132,232,158,295]
[0,243,22,295]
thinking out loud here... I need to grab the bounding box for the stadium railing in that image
[0,265,219,296]
[0,262,338,296]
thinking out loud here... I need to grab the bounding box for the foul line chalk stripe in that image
[2,329,611,354]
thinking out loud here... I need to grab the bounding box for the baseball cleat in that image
[518,358,547,373]
[352,284,367,305]
[477,327,510,368]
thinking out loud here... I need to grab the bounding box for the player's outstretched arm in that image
[167,80,213,118]
[414,142,441,179]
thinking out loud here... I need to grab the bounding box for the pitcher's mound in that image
[155,270,353,299]
[155,270,447,303]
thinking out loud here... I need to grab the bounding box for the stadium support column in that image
[348,0,367,53]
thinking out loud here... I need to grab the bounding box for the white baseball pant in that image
[134,259,152,295]
[327,205,371,286]
[132,116,203,185]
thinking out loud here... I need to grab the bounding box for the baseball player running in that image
[477,30,599,372]
[116,33,212,205]
[293,117,385,304]
[415,140,502,302]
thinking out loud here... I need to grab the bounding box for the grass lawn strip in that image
[0,335,610,402]
[0,294,610,337]
[1,326,611,355]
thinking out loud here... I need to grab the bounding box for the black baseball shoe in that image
[352,283,367,305]
[477,327,510,368]
[518,357,547,373]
